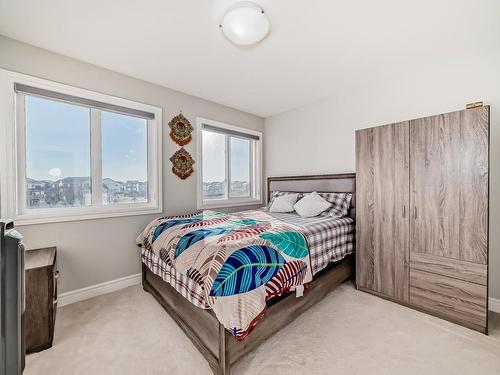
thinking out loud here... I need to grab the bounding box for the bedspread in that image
[137,209,314,339]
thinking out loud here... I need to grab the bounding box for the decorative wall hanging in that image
[168,112,193,146]
[170,147,195,180]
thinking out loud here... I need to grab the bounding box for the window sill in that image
[197,199,263,210]
[12,206,162,226]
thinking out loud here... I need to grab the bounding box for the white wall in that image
[265,50,500,299]
[0,35,264,293]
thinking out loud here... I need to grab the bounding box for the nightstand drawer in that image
[25,246,58,353]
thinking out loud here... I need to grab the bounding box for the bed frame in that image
[142,173,356,375]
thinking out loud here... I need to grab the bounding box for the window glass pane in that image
[202,130,226,200]
[230,137,251,198]
[101,111,148,205]
[25,95,91,209]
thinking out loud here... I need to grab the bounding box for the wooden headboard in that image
[267,173,356,219]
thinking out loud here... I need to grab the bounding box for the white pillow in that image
[269,193,299,213]
[293,192,332,217]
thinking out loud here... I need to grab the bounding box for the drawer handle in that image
[53,299,58,305]
[54,270,60,279]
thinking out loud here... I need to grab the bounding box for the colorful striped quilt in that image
[137,210,313,340]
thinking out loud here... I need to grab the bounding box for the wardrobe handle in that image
[403,205,406,218]
[414,206,417,219]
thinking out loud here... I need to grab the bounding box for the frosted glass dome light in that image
[219,2,270,46]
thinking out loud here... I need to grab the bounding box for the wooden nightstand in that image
[25,246,58,353]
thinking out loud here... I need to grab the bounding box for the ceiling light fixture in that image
[219,2,270,46]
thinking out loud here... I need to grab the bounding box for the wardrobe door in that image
[356,122,410,301]
[409,106,489,332]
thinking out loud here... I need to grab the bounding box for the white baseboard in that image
[57,273,500,313]
[490,297,500,314]
[58,273,142,307]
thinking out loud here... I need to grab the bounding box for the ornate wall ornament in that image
[168,112,193,146]
[170,147,195,180]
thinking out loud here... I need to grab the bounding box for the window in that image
[101,111,148,205]
[197,118,262,209]
[25,95,91,209]
[0,70,162,224]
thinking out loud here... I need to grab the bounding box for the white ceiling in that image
[0,0,499,117]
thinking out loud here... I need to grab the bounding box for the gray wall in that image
[0,35,265,293]
[265,50,500,300]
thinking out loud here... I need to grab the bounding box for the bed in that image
[138,173,356,374]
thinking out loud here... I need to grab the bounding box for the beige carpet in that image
[26,282,500,375]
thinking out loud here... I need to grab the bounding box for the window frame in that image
[0,69,163,225]
[196,117,262,209]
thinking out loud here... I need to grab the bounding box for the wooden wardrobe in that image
[356,106,489,333]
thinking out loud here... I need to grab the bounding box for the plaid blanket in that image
[263,211,354,273]
[137,209,353,339]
